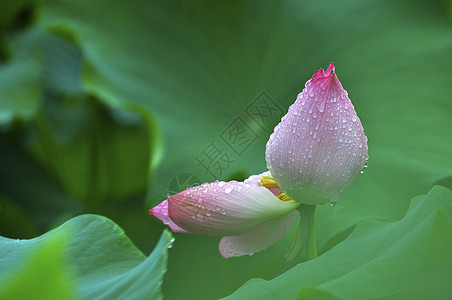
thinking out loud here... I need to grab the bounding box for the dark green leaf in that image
[0,215,173,300]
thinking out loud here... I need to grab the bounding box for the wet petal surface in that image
[167,176,299,236]
[219,210,298,258]
[266,63,368,204]
[149,200,189,233]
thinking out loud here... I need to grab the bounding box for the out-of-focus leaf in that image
[0,233,75,300]
[0,121,162,252]
[0,131,82,233]
[26,96,162,251]
[0,25,83,124]
[0,215,173,300]
[0,26,161,248]
[224,186,452,299]
[0,1,26,28]
[34,0,452,298]
[444,0,452,21]
[0,194,36,238]
[0,30,42,124]
[30,98,156,210]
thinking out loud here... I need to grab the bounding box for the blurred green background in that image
[1,0,452,299]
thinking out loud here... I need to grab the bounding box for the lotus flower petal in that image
[166,174,299,236]
[219,210,298,258]
[266,63,368,204]
[149,200,189,233]
[244,171,282,196]
[243,171,271,185]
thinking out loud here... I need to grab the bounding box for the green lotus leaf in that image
[224,186,452,299]
[0,214,173,300]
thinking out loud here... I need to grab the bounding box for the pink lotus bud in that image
[150,63,368,257]
[266,63,368,205]
[150,172,299,257]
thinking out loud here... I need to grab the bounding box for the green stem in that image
[279,204,317,273]
[299,204,317,260]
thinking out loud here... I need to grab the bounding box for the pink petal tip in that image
[312,62,335,81]
[150,200,189,233]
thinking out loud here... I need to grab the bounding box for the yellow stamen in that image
[258,176,280,189]
[258,176,294,202]
[277,193,292,202]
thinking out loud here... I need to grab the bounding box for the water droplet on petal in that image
[360,160,369,174]
[316,99,326,113]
